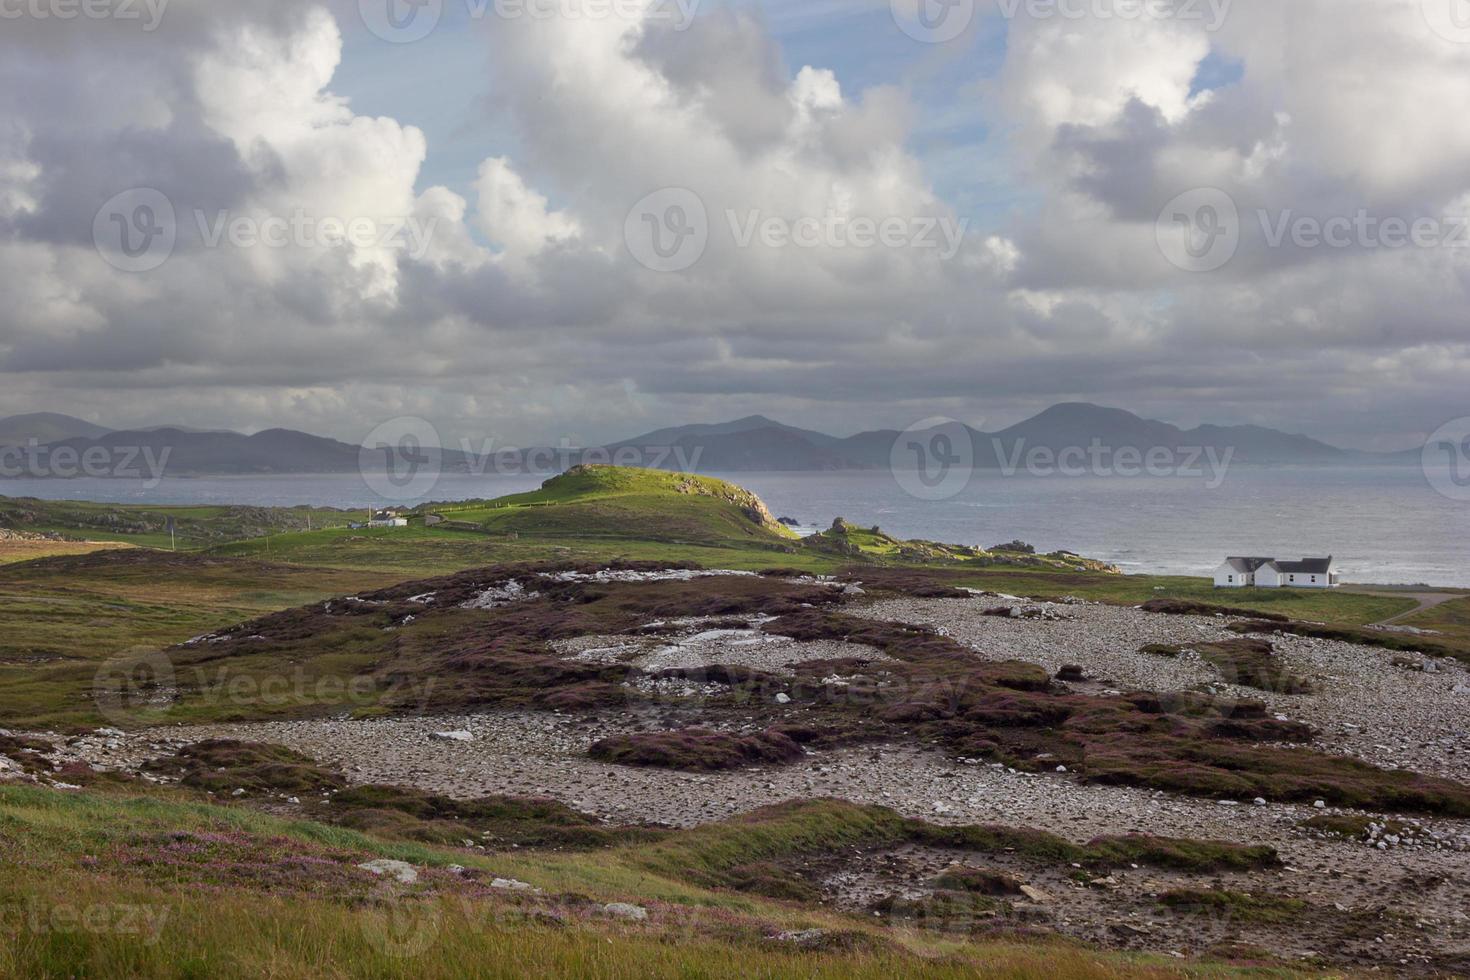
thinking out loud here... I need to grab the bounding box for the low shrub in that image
[589,727,806,771]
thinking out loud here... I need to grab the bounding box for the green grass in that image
[0,551,396,731]
[1157,890,1307,925]
[942,570,1419,626]
[0,495,362,550]
[1398,595,1470,647]
[0,786,1293,980]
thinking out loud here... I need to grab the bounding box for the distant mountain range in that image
[0,404,1419,478]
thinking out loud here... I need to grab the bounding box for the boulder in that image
[357,859,419,884]
[602,902,649,921]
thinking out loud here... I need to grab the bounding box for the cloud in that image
[0,0,1465,450]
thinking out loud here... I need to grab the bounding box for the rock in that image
[431,731,474,742]
[1253,797,1268,806]
[231,788,246,797]
[447,865,467,875]
[1314,800,1327,809]
[774,929,825,946]
[602,902,649,921]
[775,693,791,705]
[357,859,419,884]
[1019,885,1051,903]
[94,728,125,738]
[1109,921,1152,937]
[490,877,538,892]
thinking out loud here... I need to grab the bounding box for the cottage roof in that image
[1223,556,1274,573]
[1269,557,1333,574]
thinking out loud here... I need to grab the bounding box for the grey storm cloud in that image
[0,0,1465,450]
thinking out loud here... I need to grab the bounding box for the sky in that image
[0,0,1467,452]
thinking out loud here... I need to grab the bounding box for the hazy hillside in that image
[0,412,111,447]
[0,404,1406,478]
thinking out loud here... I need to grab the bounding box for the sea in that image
[4,464,1467,587]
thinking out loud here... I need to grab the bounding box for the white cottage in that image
[1213,556,1338,589]
[1213,556,1273,588]
[1255,557,1338,589]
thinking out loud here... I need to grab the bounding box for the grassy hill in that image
[420,466,798,549]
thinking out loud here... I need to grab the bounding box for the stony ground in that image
[8,588,1470,972]
[859,597,1470,783]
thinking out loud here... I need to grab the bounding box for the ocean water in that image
[4,464,1466,587]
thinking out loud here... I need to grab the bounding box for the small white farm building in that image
[1213,556,1339,589]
